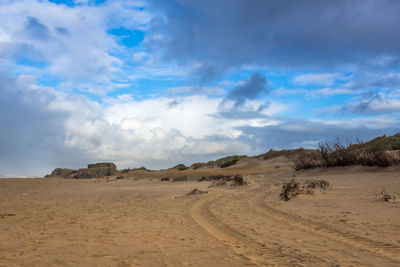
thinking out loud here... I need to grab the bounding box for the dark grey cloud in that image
[218,72,270,117]
[227,72,268,106]
[338,92,400,114]
[0,72,89,176]
[150,0,400,81]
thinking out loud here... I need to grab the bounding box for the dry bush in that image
[359,151,395,167]
[294,138,397,170]
[160,177,170,181]
[293,153,324,170]
[233,175,246,186]
[319,140,358,167]
[280,178,330,201]
[376,188,396,202]
[280,179,301,201]
[202,174,247,187]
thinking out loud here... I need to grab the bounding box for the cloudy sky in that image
[1,0,400,177]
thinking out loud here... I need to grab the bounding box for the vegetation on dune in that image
[261,148,319,160]
[293,134,400,170]
[173,133,400,172]
[187,155,246,170]
[350,133,400,152]
[206,155,246,168]
[190,162,207,170]
[169,164,189,171]
[51,132,400,179]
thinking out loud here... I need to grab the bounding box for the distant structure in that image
[47,163,117,178]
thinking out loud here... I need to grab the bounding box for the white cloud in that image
[103,95,225,139]
[46,92,288,168]
[316,115,400,129]
[0,0,150,94]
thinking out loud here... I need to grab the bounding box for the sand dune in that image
[1,165,399,266]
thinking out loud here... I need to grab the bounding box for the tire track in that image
[190,192,333,267]
[249,190,400,263]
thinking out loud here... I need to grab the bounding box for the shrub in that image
[319,140,358,167]
[280,178,330,201]
[293,153,324,170]
[232,175,245,186]
[359,151,394,167]
[201,174,247,187]
[376,187,396,202]
[280,179,301,201]
[293,138,398,170]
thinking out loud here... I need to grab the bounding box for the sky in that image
[1,0,400,177]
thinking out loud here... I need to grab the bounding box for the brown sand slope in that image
[1,165,400,266]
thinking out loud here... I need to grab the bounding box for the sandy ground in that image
[1,166,400,266]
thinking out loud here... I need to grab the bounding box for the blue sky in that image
[1,0,400,176]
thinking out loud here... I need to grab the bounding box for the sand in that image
[1,165,400,266]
